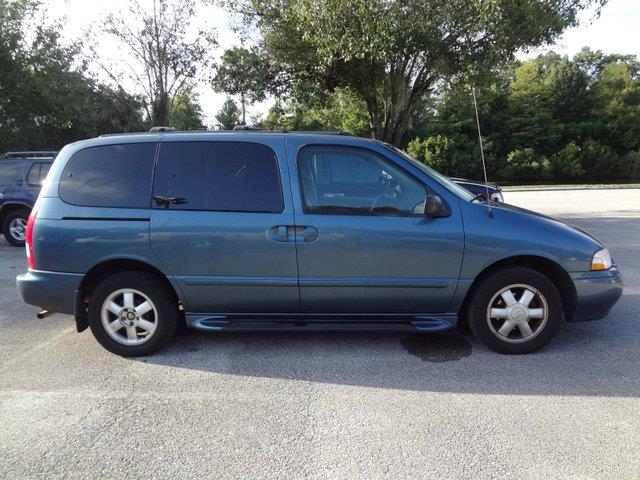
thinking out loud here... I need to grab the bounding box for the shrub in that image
[504,148,550,182]
[624,151,640,181]
[550,142,584,180]
[579,139,625,181]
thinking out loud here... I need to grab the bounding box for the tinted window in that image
[40,163,51,183]
[154,142,284,213]
[59,144,156,208]
[27,164,41,185]
[0,162,23,186]
[298,146,426,216]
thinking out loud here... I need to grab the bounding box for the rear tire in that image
[3,209,29,247]
[467,267,562,354]
[88,271,179,356]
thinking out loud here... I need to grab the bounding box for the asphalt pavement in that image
[0,189,639,479]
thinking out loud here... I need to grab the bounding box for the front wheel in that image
[2,209,29,247]
[467,267,562,354]
[88,271,180,356]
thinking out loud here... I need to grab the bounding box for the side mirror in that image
[424,194,444,217]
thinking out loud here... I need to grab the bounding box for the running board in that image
[186,314,456,333]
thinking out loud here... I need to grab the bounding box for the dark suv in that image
[0,151,57,246]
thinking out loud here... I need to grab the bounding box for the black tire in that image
[88,271,180,356]
[467,267,562,354]
[2,209,29,247]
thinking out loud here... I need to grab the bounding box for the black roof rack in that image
[3,150,58,159]
[99,128,356,137]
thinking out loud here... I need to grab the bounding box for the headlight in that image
[490,191,504,203]
[591,248,612,271]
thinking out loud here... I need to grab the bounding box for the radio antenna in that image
[471,86,493,218]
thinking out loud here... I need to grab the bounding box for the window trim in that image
[58,143,157,210]
[152,140,286,214]
[296,144,429,218]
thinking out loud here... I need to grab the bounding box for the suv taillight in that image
[25,209,36,269]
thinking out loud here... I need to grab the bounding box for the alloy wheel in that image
[486,283,549,344]
[100,289,158,345]
[9,217,26,242]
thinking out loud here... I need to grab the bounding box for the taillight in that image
[25,209,37,269]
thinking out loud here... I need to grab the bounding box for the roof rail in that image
[149,126,174,133]
[232,125,262,131]
[3,151,58,159]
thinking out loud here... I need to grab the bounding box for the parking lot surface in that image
[1,189,639,479]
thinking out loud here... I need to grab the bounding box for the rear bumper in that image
[570,265,623,322]
[16,269,83,315]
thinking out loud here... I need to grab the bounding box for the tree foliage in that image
[230,0,606,145]
[408,48,640,182]
[171,85,206,130]
[215,97,241,130]
[102,0,216,126]
[213,46,275,124]
[0,0,144,152]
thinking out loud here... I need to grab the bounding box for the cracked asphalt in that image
[1,189,639,479]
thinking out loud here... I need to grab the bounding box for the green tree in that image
[102,0,216,126]
[215,97,241,130]
[0,0,144,151]
[213,46,275,124]
[231,0,605,145]
[171,86,206,130]
[504,148,550,182]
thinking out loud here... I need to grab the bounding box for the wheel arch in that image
[0,202,31,223]
[74,258,185,332]
[459,255,577,325]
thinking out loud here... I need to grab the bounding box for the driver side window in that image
[298,146,426,216]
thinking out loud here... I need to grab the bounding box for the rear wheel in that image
[2,209,29,247]
[467,267,562,354]
[88,271,179,356]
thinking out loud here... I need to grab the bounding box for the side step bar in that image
[186,314,457,333]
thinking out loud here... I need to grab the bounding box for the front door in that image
[288,142,464,314]
[149,138,300,314]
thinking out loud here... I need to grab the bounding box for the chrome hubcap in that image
[101,289,158,345]
[9,217,26,241]
[486,284,548,344]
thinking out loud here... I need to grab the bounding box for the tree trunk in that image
[152,92,171,127]
[241,92,246,125]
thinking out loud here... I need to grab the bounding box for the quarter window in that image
[298,146,426,216]
[27,163,51,186]
[153,142,284,213]
[59,143,156,208]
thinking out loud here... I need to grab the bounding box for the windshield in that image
[380,144,475,201]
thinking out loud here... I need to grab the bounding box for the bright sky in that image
[46,0,640,126]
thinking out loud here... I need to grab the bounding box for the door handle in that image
[295,226,319,242]
[153,196,188,208]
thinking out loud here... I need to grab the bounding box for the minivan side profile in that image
[16,131,623,356]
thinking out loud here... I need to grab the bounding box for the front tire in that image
[467,267,562,354]
[88,271,180,356]
[3,209,29,247]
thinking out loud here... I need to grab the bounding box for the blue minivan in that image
[16,131,623,356]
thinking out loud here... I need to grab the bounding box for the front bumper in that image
[570,265,623,322]
[16,269,83,315]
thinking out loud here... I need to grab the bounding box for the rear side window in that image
[0,162,23,186]
[59,143,156,208]
[27,163,52,186]
[153,141,284,213]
